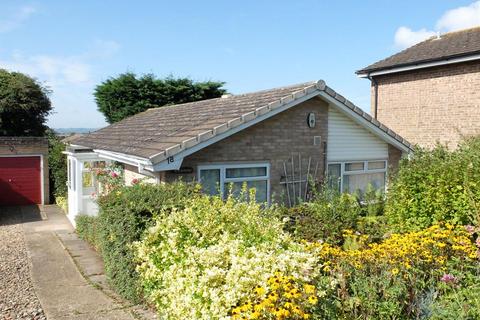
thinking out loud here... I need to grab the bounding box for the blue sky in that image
[1,1,479,128]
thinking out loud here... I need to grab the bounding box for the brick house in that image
[357,26,480,149]
[65,80,411,225]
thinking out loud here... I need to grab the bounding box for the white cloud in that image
[0,39,121,87]
[0,4,36,33]
[436,1,480,31]
[394,1,480,49]
[394,27,436,49]
[0,39,120,128]
[0,53,92,87]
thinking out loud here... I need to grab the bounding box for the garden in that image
[76,137,480,320]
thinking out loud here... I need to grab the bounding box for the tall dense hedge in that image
[386,137,480,231]
[91,182,199,303]
[46,129,68,201]
[94,73,226,123]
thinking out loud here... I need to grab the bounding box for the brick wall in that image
[124,164,159,186]
[387,144,402,173]
[0,137,49,204]
[372,60,480,149]
[165,98,329,202]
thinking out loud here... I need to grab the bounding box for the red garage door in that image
[0,156,42,205]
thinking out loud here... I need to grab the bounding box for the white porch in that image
[64,149,105,227]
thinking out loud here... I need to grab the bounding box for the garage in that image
[0,156,42,205]
[0,137,49,206]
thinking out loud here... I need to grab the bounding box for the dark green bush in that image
[46,129,67,201]
[283,187,362,244]
[386,137,480,231]
[95,181,199,303]
[75,215,100,250]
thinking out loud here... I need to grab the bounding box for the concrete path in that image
[19,205,143,320]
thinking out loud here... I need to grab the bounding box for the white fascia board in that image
[65,152,101,161]
[151,91,320,172]
[93,149,154,170]
[357,53,480,78]
[318,91,411,154]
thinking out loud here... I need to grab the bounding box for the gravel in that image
[0,208,46,320]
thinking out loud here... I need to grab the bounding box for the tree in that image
[0,69,52,136]
[94,73,227,123]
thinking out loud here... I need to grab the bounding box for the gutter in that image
[367,74,379,119]
[357,52,480,78]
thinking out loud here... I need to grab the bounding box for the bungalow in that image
[65,80,412,225]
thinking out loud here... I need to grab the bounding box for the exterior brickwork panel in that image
[124,164,159,186]
[373,60,480,149]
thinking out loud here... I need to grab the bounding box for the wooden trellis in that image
[280,154,319,207]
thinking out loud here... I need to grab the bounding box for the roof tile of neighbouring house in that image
[71,80,412,161]
[357,26,480,74]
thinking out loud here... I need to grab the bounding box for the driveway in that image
[0,205,138,320]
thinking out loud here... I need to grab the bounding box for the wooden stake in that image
[283,161,291,207]
[291,155,296,206]
[298,153,302,202]
[304,157,311,201]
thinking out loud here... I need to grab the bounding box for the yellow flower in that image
[232,307,241,314]
[307,295,318,305]
[391,268,399,275]
[254,286,266,296]
[304,284,315,294]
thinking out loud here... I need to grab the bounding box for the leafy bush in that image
[283,187,361,244]
[75,215,100,250]
[55,195,68,213]
[93,163,124,197]
[95,182,199,303]
[429,282,480,319]
[135,194,321,319]
[386,137,480,231]
[46,129,67,202]
[308,224,479,319]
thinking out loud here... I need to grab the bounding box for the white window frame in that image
[197,163,271,202]
[327,160,388,193]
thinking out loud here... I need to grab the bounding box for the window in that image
[82,162,97,195]
[327,160,387,196]
[198,163,270,203]
[68,158,76,191]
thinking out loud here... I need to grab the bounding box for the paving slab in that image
[21,205,140,320]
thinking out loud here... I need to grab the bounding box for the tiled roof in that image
[72,80,412,162]
[357,26,480,74]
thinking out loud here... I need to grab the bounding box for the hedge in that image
[77,181,199,303]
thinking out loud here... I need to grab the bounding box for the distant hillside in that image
[54,128,99,134]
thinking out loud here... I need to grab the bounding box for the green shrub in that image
[75,215,100,250]
[95,181,199,303]
[46,129,67,201]
[55,195,68,213]
[283,187,362,244]
[312,224,479,319]
[135,194,322,319]
[429,282,480,319]
[386,137,480,231]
